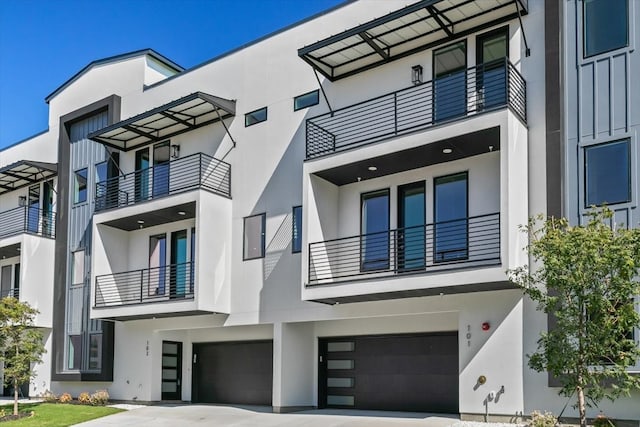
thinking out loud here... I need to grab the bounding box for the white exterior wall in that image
[7,0,629,422]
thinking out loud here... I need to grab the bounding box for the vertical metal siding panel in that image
[595,58,611,137]
[611,54,628,133]
[579,62,595,139]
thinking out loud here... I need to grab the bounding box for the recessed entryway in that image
[318,332,458,413]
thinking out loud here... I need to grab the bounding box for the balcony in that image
[95,153,230,212]
[308,213,500,286]
[95,262,194,308]
[0,206,56,239]
[306,59,526,159]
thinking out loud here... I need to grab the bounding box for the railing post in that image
[199,153,203,187]
[394,92,398,135]
[505,58,511,109]
[140,270,144,303]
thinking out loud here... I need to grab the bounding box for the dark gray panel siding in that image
[565,1,639,228]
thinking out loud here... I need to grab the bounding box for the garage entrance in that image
[191,340,273,405]
[318,332,458,413]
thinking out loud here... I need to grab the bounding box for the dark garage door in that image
[192,340,273,405]
[319,332,458,413]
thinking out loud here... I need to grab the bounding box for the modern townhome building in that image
[0,0,638,423]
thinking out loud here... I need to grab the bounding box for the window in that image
[88,333,102,370]
[292,206,302,253]
[584,140,631,207]
[243,213,266,260]
[434,172,468,262]
[73,168,87,204]
[294,90,319,111]
[583,0,628,57]
[71,250,85,285]
[361,189,390,271]
[245,107,267,127]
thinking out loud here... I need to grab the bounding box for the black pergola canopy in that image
[298,0,528,81]
[88,92,236,151]
[0,160,58,195]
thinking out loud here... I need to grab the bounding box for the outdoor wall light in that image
[477,375,487,385]
[482,322,491,331]
[171,144,180,159]
[18,196,27,207]
[411,65,423,85]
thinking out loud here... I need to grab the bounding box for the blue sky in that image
[0,0,345,149]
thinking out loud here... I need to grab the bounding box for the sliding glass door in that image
[153,141,170,198]
[149,235,167,296]
[170,230,188,298]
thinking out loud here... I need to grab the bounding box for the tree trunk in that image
[577,384,587,427]
[13,378,18,416]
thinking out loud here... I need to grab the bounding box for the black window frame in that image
[245,107,268,127]
[243,213,266,260]
[292,206,302,254]
[583,139,632,208]
[582,0,629,58]
[294,90,320,111]
[73,168,88,204]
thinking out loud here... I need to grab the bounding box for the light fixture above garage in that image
[137,220,145,224]
[178,211,186,216]
[368,166,377,171]
[442,148,453,154]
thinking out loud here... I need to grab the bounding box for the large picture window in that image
[583,0,628,57]
[584,139,631,207]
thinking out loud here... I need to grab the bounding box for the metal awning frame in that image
[298,0,528,81]
[0,160,58,195]
[88,92,236,151]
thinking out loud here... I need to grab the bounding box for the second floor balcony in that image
[0,206,56,239]
[308,213,500,286]
[95,261,194,308]
[95,152,231,212]
[306,58,526,159]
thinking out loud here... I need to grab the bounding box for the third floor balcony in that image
[306,58,526,160]
[94,152,230,212]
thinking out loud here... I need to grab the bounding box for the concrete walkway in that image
[74,404,459,427]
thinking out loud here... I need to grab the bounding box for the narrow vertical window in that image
[244,213,266,260]
[434,172,468,262]
[360,189,390,271]
[292,206,302,253]
[74,168,88,204]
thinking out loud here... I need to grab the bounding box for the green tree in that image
[0,297,46,416]
[509,209,640,427]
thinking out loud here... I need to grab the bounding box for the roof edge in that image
[143,0,357,92]
[45,49,183,104]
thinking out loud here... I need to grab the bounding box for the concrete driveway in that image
[74,404,460,427]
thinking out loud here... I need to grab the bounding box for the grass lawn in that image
[0,403,124,426]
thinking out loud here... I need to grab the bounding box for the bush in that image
[58,392,72,404]
[90,389,109,406]
[78,392,91,405]
[0,409,5,418]
[41,390,58,403]
[594,414,616,427]
[529,410,558,427]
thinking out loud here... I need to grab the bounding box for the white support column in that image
[272,322,315,413]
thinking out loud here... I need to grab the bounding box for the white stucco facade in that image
[1,0,638,424]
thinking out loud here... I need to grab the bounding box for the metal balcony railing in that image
[308,213,500,285]
[0,206,56,240]
[95,152,231,212]
[306,58,526,159]
[0,288,19,299]
[95,262,194,308]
